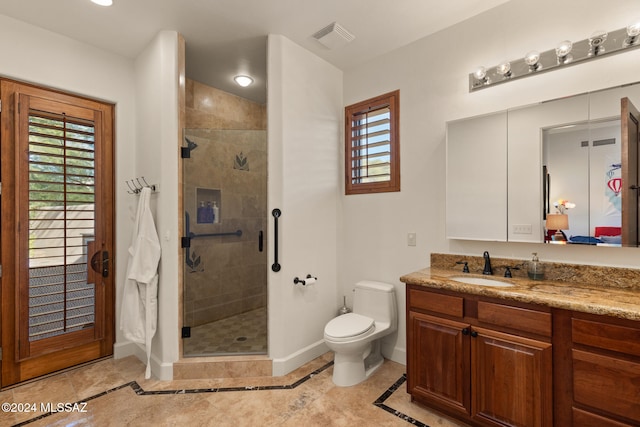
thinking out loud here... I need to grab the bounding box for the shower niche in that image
[195,187,221,224]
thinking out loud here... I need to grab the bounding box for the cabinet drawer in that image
[572,408,635,427]
[572,318,640,357]
[477,301,551,337]
[572,349,640,424]
[408,289,463,318]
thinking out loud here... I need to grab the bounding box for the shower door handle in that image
[259,230,263,252]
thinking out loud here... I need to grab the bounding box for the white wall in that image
[267,35,342,375]
[0,14,137,357]
[342,0,640,365]
[0,15,181,380]
[128,31,181,380]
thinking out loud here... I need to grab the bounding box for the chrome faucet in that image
[482,251,492,275]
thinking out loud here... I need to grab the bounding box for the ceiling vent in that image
[312,22,355,49]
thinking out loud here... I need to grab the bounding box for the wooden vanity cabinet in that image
[408,311,470,415]
[472,327,552,427]
[569,313,640,426]
[407,285,553,427]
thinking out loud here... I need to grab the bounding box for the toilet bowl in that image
[324,280,397,387]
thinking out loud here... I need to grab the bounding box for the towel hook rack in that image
[126,176,157,194]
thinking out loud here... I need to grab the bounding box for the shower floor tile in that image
[183,307,267,356]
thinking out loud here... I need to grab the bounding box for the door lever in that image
[101,250,109,278]
[90,251,110,278]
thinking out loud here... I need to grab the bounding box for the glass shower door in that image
[181,128,267,356]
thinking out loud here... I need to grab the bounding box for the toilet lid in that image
[325,313,374,339]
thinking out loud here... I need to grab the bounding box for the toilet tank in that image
[353,281,397,326]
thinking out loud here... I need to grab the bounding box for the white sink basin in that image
[449,276,514,287]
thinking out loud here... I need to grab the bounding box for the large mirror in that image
[542,83,640,247]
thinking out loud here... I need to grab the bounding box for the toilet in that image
[324,280,397,387]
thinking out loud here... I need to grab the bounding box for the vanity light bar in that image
[469,24,640,92]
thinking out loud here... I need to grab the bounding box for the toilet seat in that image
[324,313,374,339]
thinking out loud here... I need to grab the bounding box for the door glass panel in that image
[182,128,267,357]
[27,111,96,341]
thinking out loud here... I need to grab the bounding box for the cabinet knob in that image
[470,330,478,338]
[462,328,469,335]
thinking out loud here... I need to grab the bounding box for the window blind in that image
[27,109,96,341]
[350,105,392,184]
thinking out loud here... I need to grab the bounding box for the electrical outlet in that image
[513,224,532,234]
[407,233,417,246]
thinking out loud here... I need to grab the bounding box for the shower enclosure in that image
[181,128,267,357]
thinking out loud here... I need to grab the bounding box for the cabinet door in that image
[446,111,507,241]
[471,327,553,427]
[408,311,470,415]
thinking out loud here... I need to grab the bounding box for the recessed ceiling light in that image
[91,0,113,6]
[234,75,253,87]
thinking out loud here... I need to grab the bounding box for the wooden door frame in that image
[621,97,640,246]
[0,78,115,387]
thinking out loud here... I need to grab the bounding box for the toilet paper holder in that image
[293,274,317,286]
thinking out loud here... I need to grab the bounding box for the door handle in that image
[272,209,281,272]
[259,230,264,252]
[90,250,110,278]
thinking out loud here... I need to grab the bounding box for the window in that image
[345,90,400,195]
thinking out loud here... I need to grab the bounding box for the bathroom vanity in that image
[401,256,640,427]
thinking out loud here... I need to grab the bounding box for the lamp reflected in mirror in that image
[546,213,569,242]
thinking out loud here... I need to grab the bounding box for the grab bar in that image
[181,230,242,247]
[189,230,242,239]
[182,211,242,248]
[272,208,281,272]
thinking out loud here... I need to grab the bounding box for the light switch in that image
[407,233,417,246]
[513,224,532,234]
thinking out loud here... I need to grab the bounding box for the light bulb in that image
[473,66,487,80]
[234,75,254,87]
[497,61,511,77]
[91,0,113,5]
[589,30,608,47]
[589,30,608,55]
[555,40,573,57]
[627,20,640,38]
[524,50,541,69]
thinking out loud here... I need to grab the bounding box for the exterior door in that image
[621,97,640,246]
[1,80,114,386]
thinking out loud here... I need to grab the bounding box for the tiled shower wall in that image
[184,79,267,327]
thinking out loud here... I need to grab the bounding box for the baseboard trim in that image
[271,339,330,376]
[113,341,173,380]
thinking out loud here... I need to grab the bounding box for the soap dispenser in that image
[527,252,545,280]
[212,201,219,224]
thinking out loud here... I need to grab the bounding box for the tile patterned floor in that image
[0,353,468,427]
[183,308,268,356]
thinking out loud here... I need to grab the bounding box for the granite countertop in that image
[400,267,640,321]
